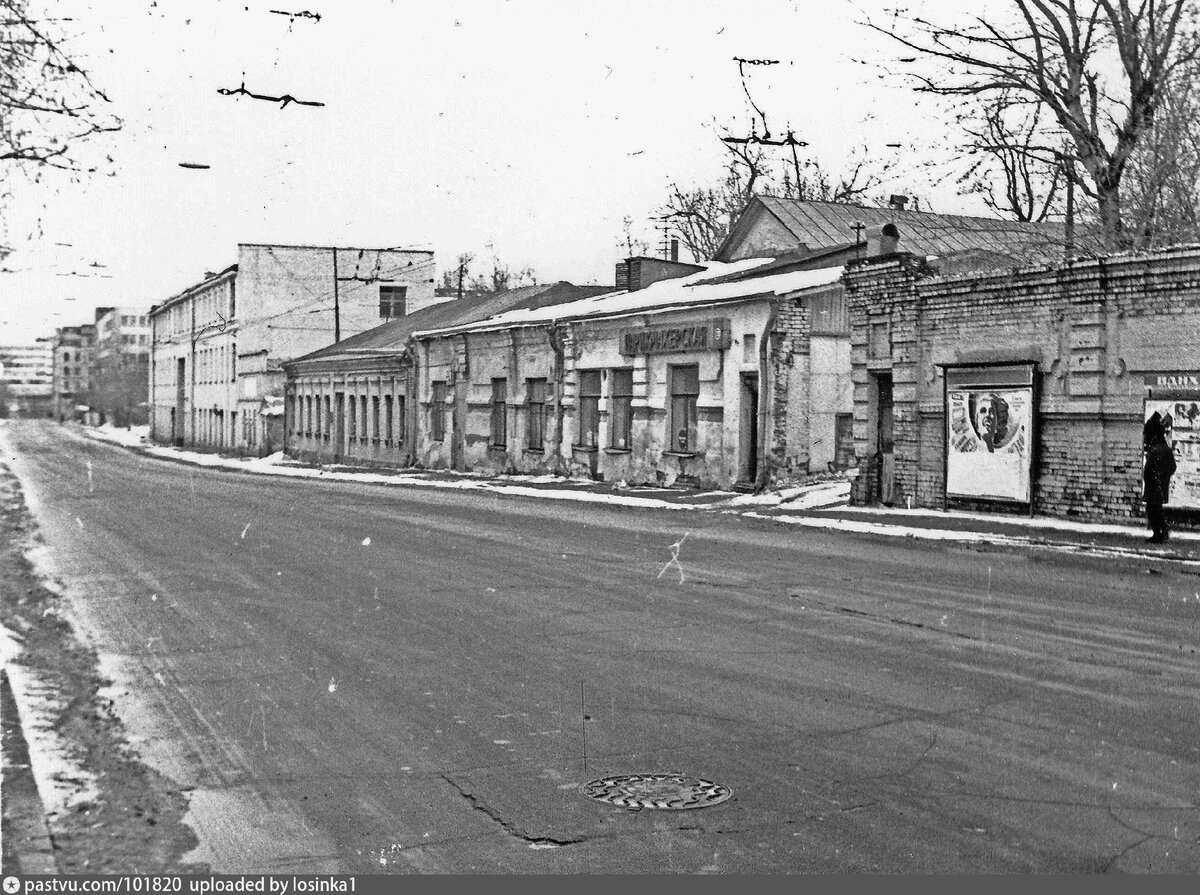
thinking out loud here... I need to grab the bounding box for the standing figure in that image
[1143,412,1177,543]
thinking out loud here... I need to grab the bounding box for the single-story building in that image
[842,245,1200,526]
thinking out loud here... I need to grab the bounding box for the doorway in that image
[874,372,895,505]
[334,392,345,462]
[739,373,759,484]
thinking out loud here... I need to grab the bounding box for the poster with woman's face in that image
[946,387,1032,502]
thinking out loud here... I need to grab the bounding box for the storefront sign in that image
[1144,398,1200,510]
[619,318,731,356]
[1144,372,1200,391]
[944,365,1034,503]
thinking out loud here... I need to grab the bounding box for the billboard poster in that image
[1144,398,1200,510]
[946,386,1033,502]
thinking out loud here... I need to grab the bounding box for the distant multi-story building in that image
[149,243,439,454]
[89,306,152,427]
[0,344,54,418]
[51,323,98,421]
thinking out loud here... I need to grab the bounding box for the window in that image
[577,370,601,448]
[431,381,446,441]
[349,393,357,441]
[314,394,322,434]
[742,333,757,364]
[610,369,633,450]
[323,396,331,440]
[395,396,406,444]
[525,378,547,451]
[360,395,368,439]
[372,396,380,441]
[305,396,313,435]
[491,379,507,447]
[379,285,408,319]
[670,364,700,453]
[384,395,393,444]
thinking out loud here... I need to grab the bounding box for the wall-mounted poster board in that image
[944,364,1035,504]
[1144,373,1200,511]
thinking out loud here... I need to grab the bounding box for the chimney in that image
[879,223,901,254]
[670,238,680,263]
[888,194,909,212]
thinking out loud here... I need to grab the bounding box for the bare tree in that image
[1122,59,1200,245]
[866,1,1200,249]
[959,93,1067,222]
[659,124,896,261]
[437,250,537,295]
[1,1,121,174]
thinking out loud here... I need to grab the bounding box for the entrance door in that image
[740,374,759,484]
[334,393,345,462]
[875,373,895,505]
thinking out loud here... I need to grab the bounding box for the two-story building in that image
[149,243,439,454]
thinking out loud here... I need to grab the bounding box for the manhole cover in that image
[580,774,732,810]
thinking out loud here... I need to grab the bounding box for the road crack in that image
[440,772,584,848]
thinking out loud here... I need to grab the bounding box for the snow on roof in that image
[411,258,842,338]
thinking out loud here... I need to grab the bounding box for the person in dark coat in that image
[1143,412,1177,543]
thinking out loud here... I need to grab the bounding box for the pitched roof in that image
[285,282,610,367]
[718,196,1098,264]
[412,258,844,338]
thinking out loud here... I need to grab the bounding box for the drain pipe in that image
[756,302,779,491]
[547,321,566,473]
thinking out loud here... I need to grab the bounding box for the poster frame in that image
[940,361,1038,509]
[1143,372,1200,514]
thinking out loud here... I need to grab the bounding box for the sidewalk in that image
[78,423,1200,565]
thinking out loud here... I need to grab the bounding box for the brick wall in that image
[843,247,1200,524]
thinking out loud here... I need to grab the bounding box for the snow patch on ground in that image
[1,625,102,820]
[832,503,1200,541]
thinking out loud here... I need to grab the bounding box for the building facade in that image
[150,244,438,454]
[282,283,610,468]
[90,306,152,426]
[719,197,1089,486]
[51,323,97,421]
[409,260,840,489]
[0,344,54,418]
[843,246,1200,526]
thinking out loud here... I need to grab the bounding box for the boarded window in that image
[431,381,446,441]
[491,379,507,447]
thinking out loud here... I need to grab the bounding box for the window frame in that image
[576,370,602,449]
[525,378,547,451]
[379,284,408,319]
[609,368,633,450]
[669,364,700,454]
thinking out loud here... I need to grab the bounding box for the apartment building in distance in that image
[0,343,54,418]
[91,306,152,426]
[51,322,98,421]
[149,243,438,454]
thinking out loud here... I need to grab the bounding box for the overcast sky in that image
[2,0,982,343]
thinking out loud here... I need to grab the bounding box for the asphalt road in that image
[4,420,1200,873]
